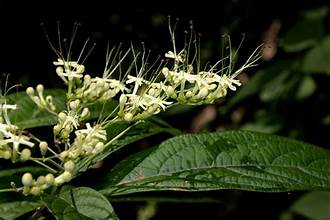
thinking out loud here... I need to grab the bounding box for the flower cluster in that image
[0,23,261,196]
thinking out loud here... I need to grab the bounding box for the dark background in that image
[1,0,329,219]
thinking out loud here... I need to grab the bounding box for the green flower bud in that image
[60,151,68,159]
[80,107,90,119]
[53,124,61,134]
[22,173,33,186]
[45,173,55,185]
[26,87,35,96]
[197,87,209,99]
[69,99,80,110]
[124,112,133,122]
[39,141,48,155]
[20,149,31,161]
[36,176,45,185]
[2,150,11,160]
[58,112,67,121]
[94,142,104,154]
[64,160,75,172]
[162,67,169,77]
[36,84,44,93]
[62,171,72,182]
[30,186,41,196]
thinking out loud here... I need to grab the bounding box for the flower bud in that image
[39,141,48,155]
[58,112,67,121]
[2,150,11,160]
[94,142,104,154]
[69,99,80,110]
[165,86,175,96]
[64,160,75,172]
[197,87,209,99]
[62,171,72,182]
[36,176,45,185]
[30,186,41,196]
[45,173,55,185]
[124,112,133,122]
[20,149,31,161]
[60,151,68,159]
[80,107,90,119]
[53,125,61,134]
[36,84,44,93]
[26,87,35,96]
[162,67,169,77]
[22,173,33,186]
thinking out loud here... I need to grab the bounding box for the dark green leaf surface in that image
[0,200,42,220]
[6,89,66,129]
[59,187,118,220]
[43,196,84,220]
[100,131,330,195]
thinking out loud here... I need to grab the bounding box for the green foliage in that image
[281,191,330,220]
[44,187,118,220]
[7,89,66,129]
[99,130,330,195]
[0,200,42,220]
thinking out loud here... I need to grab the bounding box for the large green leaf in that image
[43,196,87,220]
[99,130,330,196]
[58,187,118,220]
[0,200,42,220]
[6,89,66,129]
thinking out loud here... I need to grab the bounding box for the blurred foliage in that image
[221,6,330,148]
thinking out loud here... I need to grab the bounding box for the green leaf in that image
[99,130,330,196]
[6,89,118,129]
[59,187,118,220]
[290,191,330,220]
[280,7,327,52]
[43,196,85,220]
[295,76,316,99]
[0,200,42,220]
[302,35,330,74]
[6,89,66,129]
[76,120,180,172]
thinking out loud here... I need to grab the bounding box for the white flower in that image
[53,59,85,82]
[165,50,184,63]
[126,75,148,95]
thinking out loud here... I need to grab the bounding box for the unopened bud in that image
[22,173,33,186]
[36,84,44,93]
[62,171,72,182]
[36,176,45,185]
[2,150,11,159]
[20,149,31,161]
[69,99,80,110]
[64,160,75,172]
[45,173,55,185]
[26,87,35,96]
[39,141,48,155]
[124,112,133,122]
[58,112,67,121]
[80,107,90,119]
[30,186,41,195]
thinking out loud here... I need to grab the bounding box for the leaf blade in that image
[99,131,330,195]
